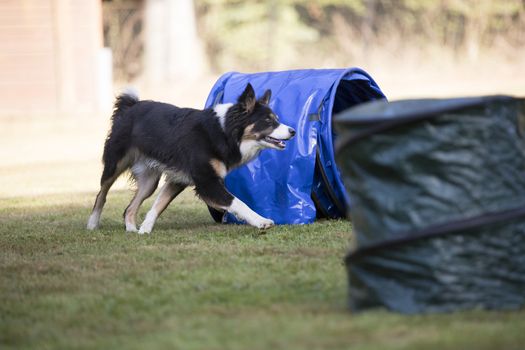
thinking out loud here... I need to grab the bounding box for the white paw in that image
[87,215,99,230]
[138,225,152,235]
[253,218,274,229]
[139,212,156,234]
[138,220,154,234]
[125,222,138,233]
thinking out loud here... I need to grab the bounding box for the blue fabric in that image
[204,68,386,224]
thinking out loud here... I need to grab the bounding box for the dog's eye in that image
[267,114,278,121]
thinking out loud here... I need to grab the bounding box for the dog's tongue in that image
[265,136,285,149]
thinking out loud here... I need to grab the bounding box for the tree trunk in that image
[143,0,207,85]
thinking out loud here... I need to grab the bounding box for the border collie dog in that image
[87,84,295,234]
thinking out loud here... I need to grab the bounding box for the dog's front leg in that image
[222,197,274,229]
[194,173,274,229]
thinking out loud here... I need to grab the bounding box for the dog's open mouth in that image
[264,136,286,149]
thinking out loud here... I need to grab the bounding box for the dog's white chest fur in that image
[239,140,262,164]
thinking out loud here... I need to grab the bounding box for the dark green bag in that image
[335,96,525,313]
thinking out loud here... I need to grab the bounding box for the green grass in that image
[1,189,524,350]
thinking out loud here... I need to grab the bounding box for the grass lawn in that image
[1,189,525,350]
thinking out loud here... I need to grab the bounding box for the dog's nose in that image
[289,128,296,137]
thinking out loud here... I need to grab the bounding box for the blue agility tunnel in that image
[205,68,386,224]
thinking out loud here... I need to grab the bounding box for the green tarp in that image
[335,96,525,313]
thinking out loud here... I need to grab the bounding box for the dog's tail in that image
[112,89,139,121]
[100,91,140,184]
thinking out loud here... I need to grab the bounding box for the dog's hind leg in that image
[87,156,131,230]
[124,167,161,232]
[138,181,186,234]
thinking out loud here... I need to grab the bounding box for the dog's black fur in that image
[87,83,295,233]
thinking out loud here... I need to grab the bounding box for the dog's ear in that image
[258,89,271,105]
[238,83,256,113]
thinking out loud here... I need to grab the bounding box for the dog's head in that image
[226,83,295,151]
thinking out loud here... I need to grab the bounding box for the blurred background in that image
[0,0,524,198]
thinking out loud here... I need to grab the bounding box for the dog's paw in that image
[254,218,274,230]
[86,215,99,230]
[138,212,156,234]
[138,220,154,234]
[137,226,151,235]
[125,222,138,233]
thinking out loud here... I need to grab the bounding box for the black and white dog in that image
[87,84,295,233]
